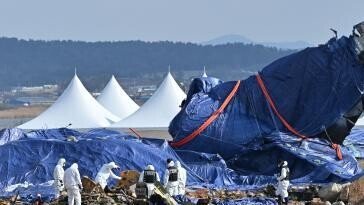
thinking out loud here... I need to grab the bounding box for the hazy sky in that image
[0,0,363,44]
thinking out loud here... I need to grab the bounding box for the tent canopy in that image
[18,74,120,129]
[111,72,186,128]
[97,75,139,120]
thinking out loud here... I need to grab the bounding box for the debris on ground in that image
[1,173,363,204]
[318,183,344,202]
[345,176,364,205]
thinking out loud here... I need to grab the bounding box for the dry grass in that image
[0,106,48,119]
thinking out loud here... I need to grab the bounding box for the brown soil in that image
[0,106,48,119]
[347,176,364,205]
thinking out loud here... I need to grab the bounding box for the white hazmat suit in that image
[163,161,179,196]
[138,165,160,198]
[276,161,290,204]
[95,162,121,190]
[64,163,83,205]
[53,158,66,198]
[175,161,187,195]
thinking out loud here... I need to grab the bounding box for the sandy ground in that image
[0,106,47,119]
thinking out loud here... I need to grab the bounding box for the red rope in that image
[255,74,342,160]
[170,80,241,148]
[256,74,307,139]
[129,128,142,138]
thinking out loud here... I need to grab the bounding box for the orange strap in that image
[129,128,142,138]
[256,74,342,160]
[332,144,343,160]
[170,80,241,148]
[256,74,307,139]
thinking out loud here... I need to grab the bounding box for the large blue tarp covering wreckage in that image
[170,33,364,183]
[1,29,364,205]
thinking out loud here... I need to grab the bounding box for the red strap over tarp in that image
[255,74,307,140]
[255,74,343,160]
[170,80,241,148]
[129,128,142,138]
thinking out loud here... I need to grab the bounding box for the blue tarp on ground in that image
[3,127,361,199]
[0,128,26,145]
[344,128,364,158]
[169,35,364,183]
[0,129,198,197]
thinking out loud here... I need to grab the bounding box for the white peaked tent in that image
[111,72,186,128]
[97,75,139,120]
[202,66,208,77]
[18,74,120,129]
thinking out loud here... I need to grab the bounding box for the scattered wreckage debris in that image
[1,170,364,204]
[118,170,140,189]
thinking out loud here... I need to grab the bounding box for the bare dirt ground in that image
[0,106,47,119]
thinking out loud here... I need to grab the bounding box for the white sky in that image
[0,0,363,44]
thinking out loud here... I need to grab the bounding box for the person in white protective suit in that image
[138,164,161,198]
[95,161,121,191]
[53,158,66,198]
[163,160,179,196]
[64,163,83,205]
[275,160,290,205]
[175,161,187,195]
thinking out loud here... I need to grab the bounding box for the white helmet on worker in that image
[146,164,155,171]
[282,161,288,166]
[167,161,175,168]
[57,158,66,167]
[108,161,119,169]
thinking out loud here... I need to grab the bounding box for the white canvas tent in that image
[111,72,186,129]
[97,75,139,120]
[202,66,208,77]
[18,74,120,129]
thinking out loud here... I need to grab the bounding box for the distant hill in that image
[201,34,254,45]
[0,37,295,89]
[202,34,312,50]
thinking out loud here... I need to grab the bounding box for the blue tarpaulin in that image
[344,128,364,158]
[0,129,194,196]
[3,127,360,199]
[0,128,25,145]
[170,35,364,183]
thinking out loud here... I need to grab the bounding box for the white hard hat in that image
[168,161,175,168]
[108,162,119,169]
[146,164,155,171]
[283,161,288,166]
[58,158,66,165]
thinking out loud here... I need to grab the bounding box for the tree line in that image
[0,37,295,88]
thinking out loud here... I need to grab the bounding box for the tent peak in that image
[202,66,208,77]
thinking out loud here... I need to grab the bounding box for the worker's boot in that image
[277,196,282,205]
[283,197,289,205]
